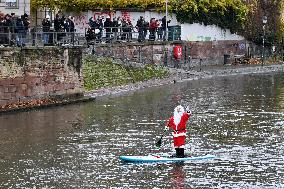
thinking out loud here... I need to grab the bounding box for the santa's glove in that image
[186,106,192,114]
[164,126,169,131]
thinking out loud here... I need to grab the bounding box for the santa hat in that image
[174,105,184,114]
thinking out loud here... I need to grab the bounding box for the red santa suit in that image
[167,105,191,149]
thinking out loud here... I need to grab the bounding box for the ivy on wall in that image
[172,0,248,34]
[31,0,165,11]
[31,0,248,34]
[31,0,284,47]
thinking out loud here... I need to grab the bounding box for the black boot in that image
[175,148,179,157]
[175,148,185,158]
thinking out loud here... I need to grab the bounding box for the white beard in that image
[174,111,182,126]
[173,105,185,128]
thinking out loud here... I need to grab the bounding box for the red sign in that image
[173,45,182,59]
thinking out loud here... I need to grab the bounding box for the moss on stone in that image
[82,55,169,91]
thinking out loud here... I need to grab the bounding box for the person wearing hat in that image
[165,105,192,158]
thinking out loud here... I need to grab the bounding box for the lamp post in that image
[165,0,168,41]
[262,16,267,66]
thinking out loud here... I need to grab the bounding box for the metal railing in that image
[0,26,181,47]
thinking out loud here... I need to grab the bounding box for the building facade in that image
[69,10,244,41]
[0,0,30,16]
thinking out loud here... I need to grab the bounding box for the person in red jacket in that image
[165,105,191,158]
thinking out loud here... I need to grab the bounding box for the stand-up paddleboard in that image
[119,154,215,163]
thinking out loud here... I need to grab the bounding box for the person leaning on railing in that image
[136,16,145,42]
[64,16,75,43]
[104,16,112,41]
[112,17,119,40]
[42,15,51,44]
[15,15,27,46]
[149,18,158,41]
[22,14,30,45]
[95,16,103,42]
[126,19,133,40]
[54,13,62,42]
[3,15,12,45]
[0,13,5,46]
[157,19,163,41]
[121,17,128,40]
[162,16,171,41]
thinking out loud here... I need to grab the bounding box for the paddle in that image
[155,129,168,147]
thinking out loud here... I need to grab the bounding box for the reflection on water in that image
[0,73,284,188]
[170,162,186,189]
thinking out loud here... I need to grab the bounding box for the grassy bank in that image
[82,55,169,91]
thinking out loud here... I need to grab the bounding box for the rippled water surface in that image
[0,73,284,188]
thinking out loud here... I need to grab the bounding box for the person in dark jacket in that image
[64,16,75,32]
[64,16,75,43]
[22,14,30,44]
[0,13,6,45]
[126,19,133,40]
[88,17,96,29]
[10,13,17,44]
[112,17,119,40]
[54,13,64,41]
[96,16,103,41]
[3,14,13,45]
[54,14,61,32]
[136,16,145,42]
[162,16,171,41]
[42,15,51,44]
[104,16,113,41]
[121,17,128,40]
[15,15,26,46]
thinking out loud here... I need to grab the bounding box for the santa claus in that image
[165,105,191,158]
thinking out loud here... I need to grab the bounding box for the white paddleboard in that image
[119,154,215,163]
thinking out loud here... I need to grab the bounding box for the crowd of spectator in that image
[42,13,75,44]
[0,12,30,46]
[0,11,172,47]
[86,15,170,43]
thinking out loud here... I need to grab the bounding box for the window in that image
[6,0,18,8]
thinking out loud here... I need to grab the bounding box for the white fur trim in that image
[172,132,186,137]
[174,145,185,148]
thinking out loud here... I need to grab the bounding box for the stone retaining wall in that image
[89,40,258,68]
[0,47,84,106]
[90,42,178,66]
[0,41,262,107]
[187,40,259,66]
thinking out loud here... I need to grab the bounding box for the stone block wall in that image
[90,40,253,68]
[90,42,178,66]
[187,40,251,66]
[0,47,84,106]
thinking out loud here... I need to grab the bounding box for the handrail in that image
[0,26,182,47]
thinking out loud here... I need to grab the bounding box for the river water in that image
[0,72,283,189]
